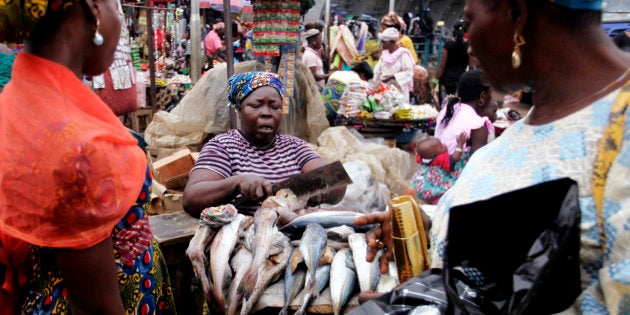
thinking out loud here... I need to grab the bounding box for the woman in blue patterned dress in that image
[354,0,630,313]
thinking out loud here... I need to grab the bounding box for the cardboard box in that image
[151,148,194,190]
[148,181,184,215]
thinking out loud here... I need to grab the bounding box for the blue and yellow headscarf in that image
[227,71,285,108]
[0,0,78,42]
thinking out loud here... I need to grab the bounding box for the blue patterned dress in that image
[430,81,630,314]
[18,168,177,315]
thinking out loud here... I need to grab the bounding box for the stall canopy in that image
[199,0,251,13]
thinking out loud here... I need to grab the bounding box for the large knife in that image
[234,160,353,206]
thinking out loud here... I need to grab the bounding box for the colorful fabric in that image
[252,0,300,56]
[0,52,173,314]
[0,52,15,87]
[192,129,321,215]
[0,0,77,42]
[411,151,469,205]
[227,71,285,108]
[545,0,601,10]
[435,102,492,154]
[0,53,146,249]
[329,24,358,67]
[18,168,176,314]
[200,204,238,228]
[426,152,452,172]
[321,78,347,122]
[430,78,630,314]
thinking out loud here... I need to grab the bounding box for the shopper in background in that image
[373,28,415,103]
[0,0,177,314]
[435,19,473,106]
[380,11,419,65]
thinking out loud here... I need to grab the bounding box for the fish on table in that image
[240,233,293,315]
[330,248,357,315]
[185,224,216,306]
[294,223,328,315]
[210,213,254,313]
[226,246,253,315]
[279,210,375,240]
[348,233,382,293]
[280,247,307,315]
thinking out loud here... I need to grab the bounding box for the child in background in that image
[414,132,466,172]
[410,131,468,205]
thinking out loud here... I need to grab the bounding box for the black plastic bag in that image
[444,177,581,315]
[349,178,581,315]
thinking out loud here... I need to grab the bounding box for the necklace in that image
[527,67,630,125]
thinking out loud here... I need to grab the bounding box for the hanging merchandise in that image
[277,45,297,114]
[251,0,300,57]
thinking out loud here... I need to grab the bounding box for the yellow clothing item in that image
[400,35,419,64]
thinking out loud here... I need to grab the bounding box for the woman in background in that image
[354,0,630,313]
[435,19,473,105]
[373,28,415,103]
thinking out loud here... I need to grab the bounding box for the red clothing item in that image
[0,53,147,249]
[417,152,453,172]
[204,30,222,56]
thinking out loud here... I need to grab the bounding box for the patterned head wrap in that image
[227,71,285,108]
[544,0,601,10]
[0,0,78,42]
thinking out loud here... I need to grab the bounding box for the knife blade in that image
[234,160,352,206]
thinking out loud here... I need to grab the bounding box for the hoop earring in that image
[511,34,526,69]
[93,19,104,46]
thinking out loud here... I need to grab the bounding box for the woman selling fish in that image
[183,71,346,217]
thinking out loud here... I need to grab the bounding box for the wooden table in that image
[149,211,203,314]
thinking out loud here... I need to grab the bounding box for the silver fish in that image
[376,275,399,293]
[280,248,307,315]
[226,246,253,315]
[326,225,356,242]
[240,206,279,299]
[294,223,327,315]
[299,223,327,294]
[330,248,357,315]
[210,213,253,313]
[348,233,381,292]
[240,234,292,315]
[185,224,216,306]
[279,210,374,239]
[295,264,331,315]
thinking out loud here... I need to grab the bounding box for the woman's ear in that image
[510,0,528,34]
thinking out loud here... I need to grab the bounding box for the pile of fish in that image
[186,189,399,315]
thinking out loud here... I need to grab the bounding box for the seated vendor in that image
[183,71,346,217]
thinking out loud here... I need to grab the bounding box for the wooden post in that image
[147,10,157,111]
[224,0,236,129]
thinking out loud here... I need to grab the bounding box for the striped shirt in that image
[192,129,321,214]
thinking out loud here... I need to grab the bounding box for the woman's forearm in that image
[183,176,239,217]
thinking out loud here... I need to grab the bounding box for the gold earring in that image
[511,34,526,69]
